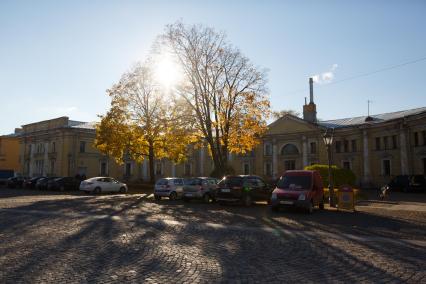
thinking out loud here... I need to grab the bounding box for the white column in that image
[362,130,370,183]
[44,142,48,175]
[272,139,278,179]
[200,147,205,176]
[399,127,409,175]
[143,159,148,180]
[302,136,308,168]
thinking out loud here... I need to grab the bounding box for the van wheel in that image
[203,194,211,203]
[307,200,314,214]
[169,192,177,200]
[319,198,325,210]
[243,195,252,207]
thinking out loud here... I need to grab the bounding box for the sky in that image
[1,0,425,134]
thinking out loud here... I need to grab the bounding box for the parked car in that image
[47,177,80,191]
[36,177,58,190]
[24,177,45,189]
[6,176,27,188]
[385,175,426,193]
[183,177,219,203]
[154,177,185,201]
[79,177,128,193]
[216,175,272,206]
[270,170,325,213]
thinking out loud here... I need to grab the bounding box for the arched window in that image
[281,144,299,155]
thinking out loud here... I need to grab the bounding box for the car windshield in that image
[276,175,311,190]
[156,179,168,186]
[218,177,243,187]
[188,178,202,185]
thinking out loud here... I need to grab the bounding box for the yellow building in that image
[230,79,426,187]
[0,131,21,175]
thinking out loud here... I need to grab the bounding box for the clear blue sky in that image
[1,0,425,134]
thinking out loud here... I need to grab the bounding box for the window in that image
[281,144,299,155]
[243,163,250,175]
[52,142,56,153]
[174,179,183,186]
[184,163,192,176]
[335,141,341,153]
[284,160,296,171]
[383,136,389,150]
[265,162,272,176]
[392,135,397,149]
[155,162,162,175]
[414,132,419,147]
[264,143,272,156]
[310,142,316,154]
[382,160,391,176]
[79,141,86,153]
[100,161,107,176]
[125,162,132,176]
[375,137,381,150]
[343,140,349,153]
[50,160,55,174]
[423,158,426,175]
[351,140,357,152]
[342,161,351,170]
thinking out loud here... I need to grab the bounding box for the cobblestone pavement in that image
[0,188,425,283]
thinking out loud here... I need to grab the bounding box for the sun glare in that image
[154,53,182,89]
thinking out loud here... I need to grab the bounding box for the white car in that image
[154,177,185,200]
[79,177,128,194]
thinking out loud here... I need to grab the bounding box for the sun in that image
[154,53,182,89]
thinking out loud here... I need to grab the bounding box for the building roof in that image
[68,121,97,130]
[318,107,426,129]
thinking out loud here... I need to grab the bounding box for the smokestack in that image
[304,97,307,105]
[303,77,317,123]
[309,77,314,103]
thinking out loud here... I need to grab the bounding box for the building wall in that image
[0,135,20,174]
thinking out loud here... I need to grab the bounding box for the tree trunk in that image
[148,142,155,184]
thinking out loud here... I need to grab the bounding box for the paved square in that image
[0,189,425,283]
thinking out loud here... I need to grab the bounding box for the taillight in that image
[232,186,242,190]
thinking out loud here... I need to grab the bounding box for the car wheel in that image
[169,192,177,200]
[307,200,314,214]
[271,205,279,212]
[119,187,126,193]
[94,187,101,194]
[203,194,211,203]
[59,185,65,192]
[243,195,252,207]
[402,187,409,193]
[183,197,190,202]
[154,195,161,201]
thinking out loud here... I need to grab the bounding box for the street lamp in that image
[323,129,335,207]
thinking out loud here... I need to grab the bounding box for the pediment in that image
[266,115,319,135]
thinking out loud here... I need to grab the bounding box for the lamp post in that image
[323,129,335,207]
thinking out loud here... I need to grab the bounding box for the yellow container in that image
[337,185,355,212]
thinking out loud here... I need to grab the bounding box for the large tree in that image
[95,63,192,183]
[161,22,270,176]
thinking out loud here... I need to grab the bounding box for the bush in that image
[304,164,356,187]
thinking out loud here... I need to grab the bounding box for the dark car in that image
[6,176,27,188]
[47,177,80,191]
[25,177,45,189]
[270,170,325,213]
[216,175,272,206]
[36,177,58,190]
[386,175,426,193]
[182,177,219,203]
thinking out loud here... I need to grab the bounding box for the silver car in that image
[183,177,219,203]
[154,177,185,201]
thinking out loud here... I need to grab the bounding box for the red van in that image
[270,170,325,213]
